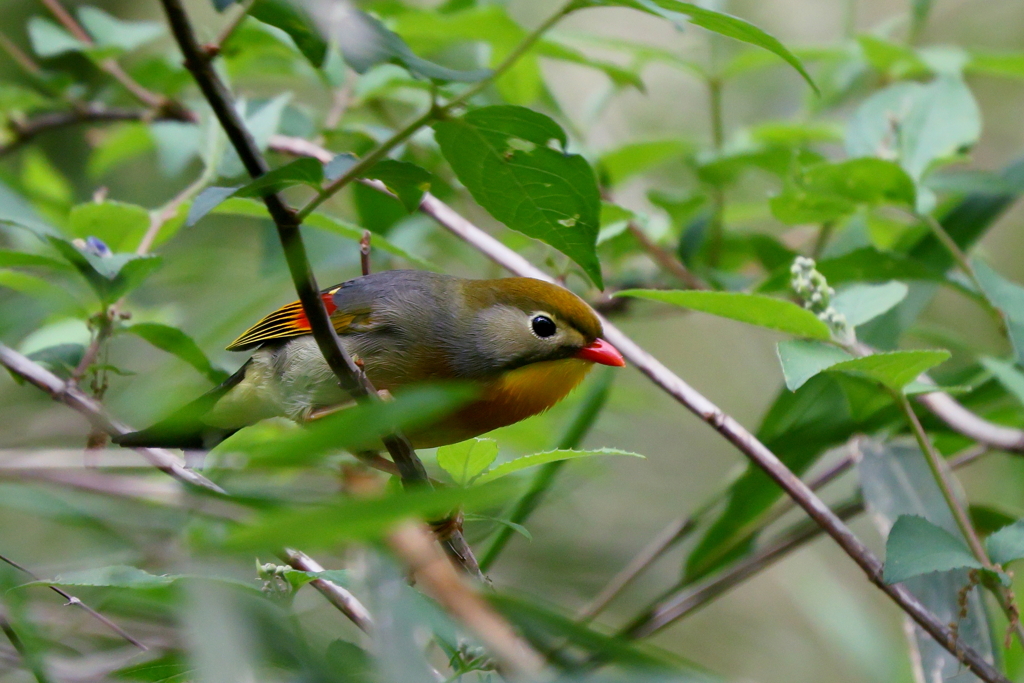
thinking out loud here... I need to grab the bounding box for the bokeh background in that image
[2,1,1024,681]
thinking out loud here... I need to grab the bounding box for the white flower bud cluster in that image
[790,256,851,339]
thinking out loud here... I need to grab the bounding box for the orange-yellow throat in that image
[414,358,594,448]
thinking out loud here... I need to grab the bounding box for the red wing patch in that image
[226,291,354,351]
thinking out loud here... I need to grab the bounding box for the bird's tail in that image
[112,361,250,450]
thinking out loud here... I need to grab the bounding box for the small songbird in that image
[114,270,624,450]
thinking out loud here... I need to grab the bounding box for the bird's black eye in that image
[531,315,557,338]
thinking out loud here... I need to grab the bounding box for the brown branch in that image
[157,0,481,581]
[282,550,372,633]
[0,106,165,158]
[0,554,146,651]
[626,222,707,290]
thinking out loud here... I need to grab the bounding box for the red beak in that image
[575,338,626,367]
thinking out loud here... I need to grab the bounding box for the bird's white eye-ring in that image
[531,314,557,338]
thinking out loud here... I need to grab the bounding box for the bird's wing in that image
[225,285,369,351]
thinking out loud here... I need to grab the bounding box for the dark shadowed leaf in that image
[123,323,229,384]
[187,186,241,227]
[883,515,983,583]
[249,0,328,68]
[617,290,833,340]
[434,106,603,287]
[334,5,490,82]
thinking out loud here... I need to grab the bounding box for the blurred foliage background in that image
[3,0,1024,681]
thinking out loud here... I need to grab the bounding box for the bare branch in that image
[626,222,707,290]
[282,550,372,633]
[0,106,173,158]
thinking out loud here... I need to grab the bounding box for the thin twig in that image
[206,0,253,55]
[0,554,147,651]
[0,106,172,158]
[282,550,372,633]
[157,0,481,579]
[0,30,43,77]
[626,222,707,290]
[359,231,372,277]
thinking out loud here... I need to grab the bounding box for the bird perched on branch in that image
[114,270,624,450]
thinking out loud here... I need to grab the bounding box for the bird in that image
[113,270,625,450]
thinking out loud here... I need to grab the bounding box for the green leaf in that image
[473,448,643,485]
[464,514,533,541]
[974,258,1024,365]
[249,0,327,68]
[436,438,499,486]
[770,158,916,224]
[238,385,476,465]
[27,565,175,590]
[224,481,514,551]
[187,186,241,227]
[846,77,980,184]
[47,237,161,304]
[776,340,853,391]
[112,653,190,683]
[883,515,983,584]
[598,139,692,187]
[980,357,1024,407]
[831,350,951,391]
[967,52,1024,79]
[77,6,163,52]
[616,290,833,340]
[831,281,909,327]
[569,0,816,92]
[27,17,88,57]
[363,159,432,213]
[123,323,229,385]
[68,201,151,252]
[211,197,439,270]
[233,158,324,197]
[336,6,490,82]
[986,521,1024,566]
[0,85,53,114]
[434,106,603,287]
[0,250,72,271]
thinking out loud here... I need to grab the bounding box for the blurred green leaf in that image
[25,343,85,379]
[974,259,1024,365]
[758,247,945,292]
[68,201,150,252]
[123,323,230,384]
[0,250,72,271]
[857,36,929,79]
[535,38,645,90]
[27,17,87,57]
[980,357,1024,406]
[220,93,292,177]
[249,0,327,68]
[77,6,164,52]
[27,565,176,589]
[225,480,514,551]
[598,140,692,187]
[771,158,916,224]
[569,0,817,92]
[0,84,53,114]
[776,340,853,391]
[986,520,1024,567]
[364,159,432,212]
[617,290,833,340]
[437,438,499,485]
[113,653,191,682]
[239,384,476,464]
[883,515,982,583]
[335,5,490,82]
[831,281,909,327]
[188,186,240,227]
[434,105,603,287]
[966,52,1024,79]
[475,448,643,485]
[88,124,155,178]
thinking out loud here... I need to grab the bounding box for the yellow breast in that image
[408,358,595,448]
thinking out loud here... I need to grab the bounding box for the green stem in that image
[295,0,576,222]
[812,221,834,259]
[479,368,615,572]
